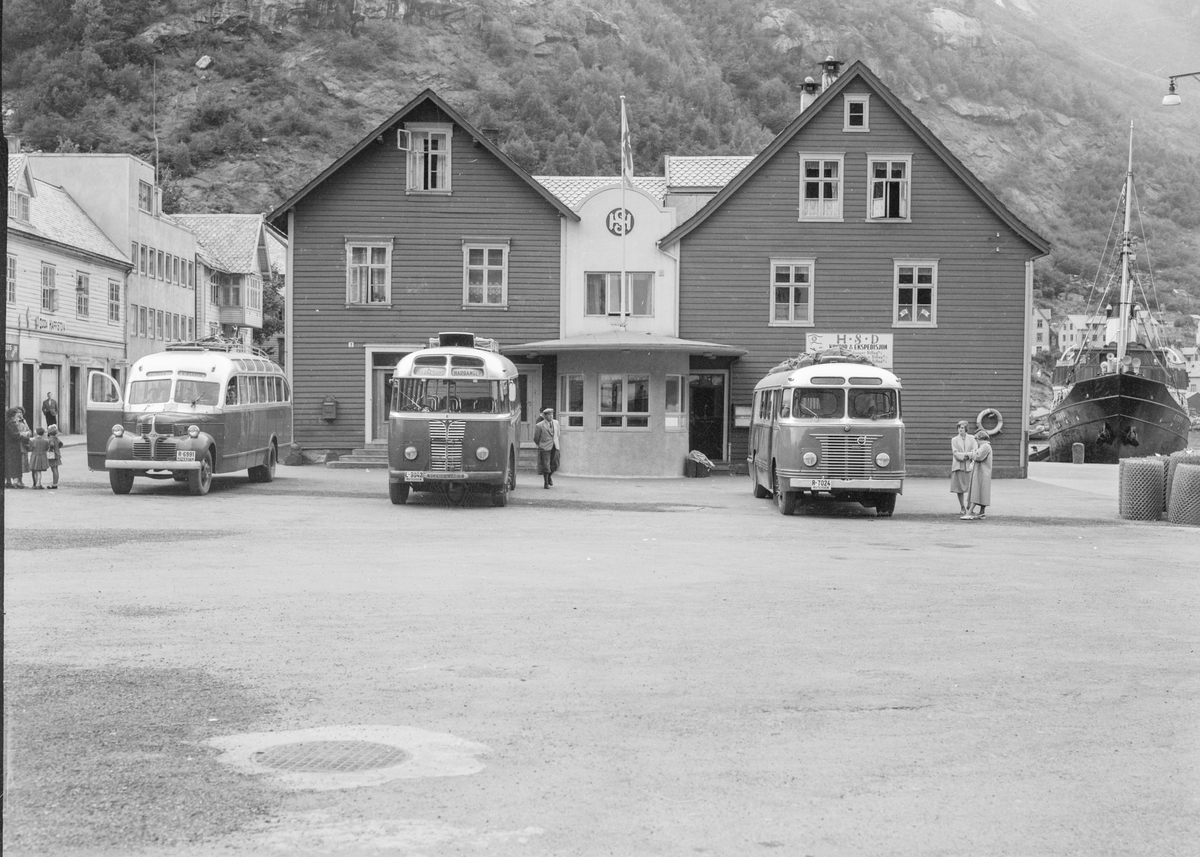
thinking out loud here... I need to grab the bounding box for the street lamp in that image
[1162,71,1200,106]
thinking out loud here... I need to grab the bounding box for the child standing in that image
[28,426,51,489]
[46,424,63,489]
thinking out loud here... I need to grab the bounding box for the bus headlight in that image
[112,424,124,437]
[187,425,200,438]
[802,452,817,467]
[404,446,418,461]
[875,452,891,467]
[475,446,489,461]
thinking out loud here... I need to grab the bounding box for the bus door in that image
[514,364,541,447]
[85,370,124,471]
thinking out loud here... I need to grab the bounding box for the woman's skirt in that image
[950,470,971,493]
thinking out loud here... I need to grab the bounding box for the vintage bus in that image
[86,339,292,495]
[749,359,905,516]
[388,332,520,506]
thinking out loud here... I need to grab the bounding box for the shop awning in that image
[503,331,746,358]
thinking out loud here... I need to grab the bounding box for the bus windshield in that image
[848,388,898,419]
[176,380,221,406]
[128,379,173,405]
[394,378,502,414]
[791,388,844,419]
[128,378,221,406]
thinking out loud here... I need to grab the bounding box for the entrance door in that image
[688,372,727,462]
[514,364,542,447]
[38,364,61,429]
[371,368,393,441]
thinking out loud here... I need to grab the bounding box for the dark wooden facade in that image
[270,92,573,451]
[664,63,1050,477]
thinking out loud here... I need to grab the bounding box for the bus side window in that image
[226,377,239,406]
[238,376,248,404]
[257,376,267,404]
[779,389,790,418]
[282,379,290,402]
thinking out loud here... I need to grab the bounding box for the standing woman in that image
[964,429,993,520]
[5,407,28,488]
[950,420,977,515]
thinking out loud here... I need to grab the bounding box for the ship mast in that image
[1116,121,1134,364]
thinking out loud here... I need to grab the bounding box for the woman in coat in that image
[964,430,993,520]
[950,420,977,514]
[5,406,30,488]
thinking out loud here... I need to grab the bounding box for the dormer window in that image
[844,95,870,132]
[405,123,452,193]
[8,191,30,222]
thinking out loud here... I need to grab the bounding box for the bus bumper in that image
[391,470,505,486]
[106,460,202,471]
[790,477,903,492]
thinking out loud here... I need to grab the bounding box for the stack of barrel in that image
[1119,451,1200,524]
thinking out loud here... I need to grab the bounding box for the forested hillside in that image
[3,0,1199,336]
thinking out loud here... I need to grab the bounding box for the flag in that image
[620,96,634,186]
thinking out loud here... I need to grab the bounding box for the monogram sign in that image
[606,208,634,236]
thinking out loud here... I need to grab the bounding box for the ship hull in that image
[1047,373,1189,464]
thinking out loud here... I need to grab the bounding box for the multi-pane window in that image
[800,156,842,220]
[247,275,262,311]
[869,157,910,220]
[41,263,57,311]
[559,374,584,428]
[108,281,121,323]
[138,180,154,212]
[76,272,90,317]
[187,318,194,340]
[7,255,15,303]
[895,262,937,326]
[586,272,653,317]
[844,95,870,131]
[131,304,139,335]
[157,250,165,280]
[599,373,650,428]
[463,245,508,306]
[665,374,685,430]
[157,309,164,340]
[770,260,814,325]
[346,241,391,305]
[406,125,451,192]
[8,192,30,222]
[139,306,148,337]
[140,245,149,276]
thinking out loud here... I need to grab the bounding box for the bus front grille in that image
[815,434,880,478]
[429,420,466,471]
[132,439,178,461]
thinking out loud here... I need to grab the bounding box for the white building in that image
[1031,305,1052,354]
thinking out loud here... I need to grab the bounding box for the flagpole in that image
[620,96,629,331]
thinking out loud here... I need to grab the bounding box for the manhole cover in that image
[252,741,410,772]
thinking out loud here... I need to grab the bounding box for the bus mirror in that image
[322,395,338,421]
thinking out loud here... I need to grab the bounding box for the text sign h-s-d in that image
[606,208,634,237]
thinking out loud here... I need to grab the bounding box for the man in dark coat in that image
[41,391,59,429]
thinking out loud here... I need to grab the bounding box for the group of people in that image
[5,394,64,490]
[950,420,992,519]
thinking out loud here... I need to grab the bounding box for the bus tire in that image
[752,471,770,499]
[976,408,1003,436]
[249,444,276,483]
[188,450,213,496]
[875,493,897,517]
[389,482,410,505]
[492,480,509,507]
[773,468,796,516]
[109,469,134,495]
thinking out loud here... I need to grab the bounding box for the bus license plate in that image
[810,479,831,490]
[405,471,424,482]
[176,450,196,461]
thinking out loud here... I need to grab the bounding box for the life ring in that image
[976,408,1003,436]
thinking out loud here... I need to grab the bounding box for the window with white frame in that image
[246,274,261,311]
[869,156,911,220]
[156,309,164,339]
[406,124,452,193]
[7,255,15,303]
[599,373,650,428]
[844,95,870,131]
[76,272,90,317]
[138,180,154,213]
[41,263,57,312]
[665,374,685,430]
[139,245,149,276]
[157,250,165,280]
[131,304,139,335]
[187,317,194,340]
[139,306,148,337]
[894,261,937,326]
[586,272,653,317]
[108,281,121,323]
[8,191,30,222]
[799,155,843,220]
[559,374,584,428]
[346,239,392,305]
[770,259,815,325]
[463,244,508,306]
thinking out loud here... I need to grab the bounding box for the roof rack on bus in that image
[427,331,501,353]
[767,346,875,375]
[166,335,273,359]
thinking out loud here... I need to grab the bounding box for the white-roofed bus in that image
[749,356,905,516]
[388,332,520,506]
[86,338,292,495]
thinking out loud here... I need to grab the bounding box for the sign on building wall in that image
[806,332,893,368]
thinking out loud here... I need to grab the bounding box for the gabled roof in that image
[8,152,35,197]
[169,213,270,275]
[659,61,1050,255]
[9,178,128,265]
[535,175,668,208]
[268,89,578,226]
[664,155,754,190]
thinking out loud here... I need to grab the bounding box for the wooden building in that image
[660,61,1050,477]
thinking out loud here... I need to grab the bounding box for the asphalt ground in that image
[3,446,1198,857]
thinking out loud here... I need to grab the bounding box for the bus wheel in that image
[389,482,410,505]
[249,445,276,483]
[875,493,897,517]
[752,472,770,499]
[492,481,509,507]
[188,450,213,496]
[773,468,796,516]
[109,470,134,495]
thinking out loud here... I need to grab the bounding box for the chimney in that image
[819,56,843,91]
[799,77,821,112]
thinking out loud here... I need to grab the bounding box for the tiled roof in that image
[664,156,754,189]
[8,152,28,190]
[534,176,668,209]
[8,179,127,264]
[169,213,265,274]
